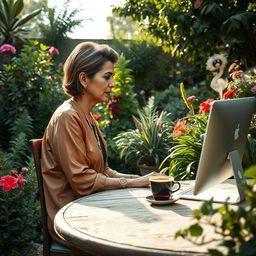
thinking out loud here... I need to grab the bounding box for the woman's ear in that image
[78,72,88,89]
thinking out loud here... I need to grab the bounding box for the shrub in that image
[0,112,41,256]
[112,40,175,101]
[0,40,66,150]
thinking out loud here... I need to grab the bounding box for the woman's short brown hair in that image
[62,42,118,96]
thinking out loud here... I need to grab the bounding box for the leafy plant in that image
[226,68,256,138]
[155,83,215,122]
[112,40,175,100]
[160,83,209,180]
[38,0,82,47]
[113,0,256,68]
[175,164,256,256]
[0,111,41,256]
[161,114,207,180]
[114,97,172,170]
[0,40,66,150]
[0,0,41,44]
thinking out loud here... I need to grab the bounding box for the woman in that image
[41,42,162,255]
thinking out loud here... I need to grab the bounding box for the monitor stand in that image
[228,150,247,203]
[178,150,247,204]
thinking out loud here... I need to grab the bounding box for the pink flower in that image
[187,96,196,103]
[251,86,256,93]
[230,70,244,80]
[199,99,215,113]
[0,44,16,54]
[0,164,3,169]
[14,174,27,190]
[0,175,18,192]
[21,167,29,174]
[223,89,237,99]
[49,46,60,55]
[194,0,203,9]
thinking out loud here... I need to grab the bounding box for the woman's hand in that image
[128,172,167,188]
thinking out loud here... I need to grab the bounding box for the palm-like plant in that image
[38,0,83,47]
[114,97,172,171]
[0,0,41,44]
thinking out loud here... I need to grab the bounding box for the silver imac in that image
[177,96,255,204]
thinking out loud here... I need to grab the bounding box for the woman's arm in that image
[105,167,140,179]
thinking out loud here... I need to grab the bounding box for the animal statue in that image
[206,54,228,99]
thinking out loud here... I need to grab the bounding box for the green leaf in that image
[193,209,201,219]
[12,8,41,30]
[11,0,23,18]
[244,165,256,179]
[189,223,203,237]
[208,249,224,256]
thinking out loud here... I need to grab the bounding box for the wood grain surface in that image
[54,180,238,256]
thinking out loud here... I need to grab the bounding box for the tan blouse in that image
[41,97,124,244]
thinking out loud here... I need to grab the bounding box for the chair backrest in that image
[30,139,51,256]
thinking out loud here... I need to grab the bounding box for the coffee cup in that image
[149,176,181,200]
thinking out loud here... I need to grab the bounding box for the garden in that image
[0,0,256,255]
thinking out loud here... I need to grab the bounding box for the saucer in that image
[145,195,179,205]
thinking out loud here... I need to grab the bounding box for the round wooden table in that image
[54,183,223,256]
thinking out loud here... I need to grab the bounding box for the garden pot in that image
[138,164,159,176]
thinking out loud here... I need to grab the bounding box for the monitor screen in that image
[193,97,255,199]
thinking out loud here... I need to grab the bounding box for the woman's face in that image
[82,61,115,104]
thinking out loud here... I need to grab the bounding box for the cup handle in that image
[170,181,181,193]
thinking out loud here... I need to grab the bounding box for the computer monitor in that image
[179,96,255,204]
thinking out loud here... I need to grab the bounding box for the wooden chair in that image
[30,139,71,256]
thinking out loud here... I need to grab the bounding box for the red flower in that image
[171,119,187,137]
[49,46,60,55]
[111,95,123,101]
[15,174,27,190]
[93,114,101,120]
[194,0,203,9]
[107,102,122,119]
[223,89,237,99]
[0,175,18,192]
[199,99,215,113]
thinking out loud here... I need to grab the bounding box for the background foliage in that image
[0,112,41,256]
[0,0,41,45]
[113,0,256,69]
[0,40,66,150]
